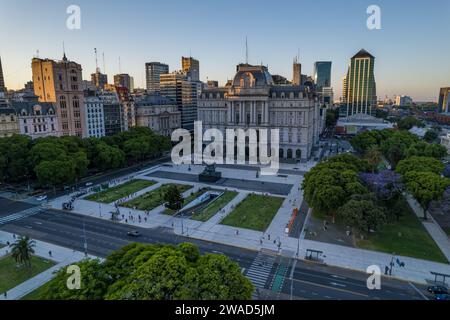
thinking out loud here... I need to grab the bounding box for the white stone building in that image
[135,94,181,137]
[84,94,105,138]
[198,64,324,162]
[12,101,60,139]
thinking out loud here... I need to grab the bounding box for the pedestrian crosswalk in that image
[0,207,42,225]
[245,252,276,290]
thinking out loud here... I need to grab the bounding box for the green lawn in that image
[21,280,53,300]
[85,179,157,203]
[122,184,192,211]
[220,194,284,231]
[164,188,210,215]
[443,227,450,236]
[357,198,448,263]
[192,191,239,222]
[0,255,56,293]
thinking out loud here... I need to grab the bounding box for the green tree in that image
[39,259,110,300]
[35,158,76,189]
[164,185,184,211]
[396,156,444,176]
[380,131,419,167]
[11,235,35,267]
[397,116,423,130]
[406,141,448,159]
[40,243,253,300]
[403,171,450,218]
[94,143,126,171]
[424,130,439,143]
[302,157,368,216]
[337,198,386,234]
[365,146,382,173]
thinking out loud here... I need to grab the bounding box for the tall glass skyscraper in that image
[342,49,377,117]
[313,61,331,90]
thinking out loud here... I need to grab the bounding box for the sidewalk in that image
[405,193,450,262]
[0,231,97,300]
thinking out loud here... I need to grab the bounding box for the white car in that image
[85,182,94,187]
[36,195,48,202]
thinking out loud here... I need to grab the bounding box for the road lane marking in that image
[330,282,347,288]
[408,282,429,300]
[292,279,369,298]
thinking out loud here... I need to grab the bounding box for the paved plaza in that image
[43,161,450,285]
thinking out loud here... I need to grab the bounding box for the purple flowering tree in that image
[359,170,404,201]
[443,164,450,178]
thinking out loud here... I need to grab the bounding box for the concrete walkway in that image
[405,193,450,262]
[0,231,97,300]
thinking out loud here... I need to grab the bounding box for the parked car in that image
[127,231,141,237]
[434,294,450,300]
[85,182,94,187]
[427,285,448,295]
[36,195,48,202]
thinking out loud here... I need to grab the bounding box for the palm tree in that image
[10,235,35,267]
[366,146,382,173]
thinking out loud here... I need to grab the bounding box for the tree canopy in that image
[396,156,445,176]
[37,243,253,300]
[0,127,171,187]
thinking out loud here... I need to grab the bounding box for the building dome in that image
[232,64,274,88]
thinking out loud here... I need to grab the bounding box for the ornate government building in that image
[198,64,324,162]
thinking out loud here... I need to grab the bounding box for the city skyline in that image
[0,0,449,101]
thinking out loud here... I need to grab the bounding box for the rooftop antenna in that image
[62,42,67,60]
[102,52,106,74]
[245,36,248,64]
[94,48,99,71]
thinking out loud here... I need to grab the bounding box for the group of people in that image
[121,210,151,224]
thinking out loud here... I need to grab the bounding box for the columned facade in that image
[198,64,322,162]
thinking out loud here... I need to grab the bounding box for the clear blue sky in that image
[1,0,449,101]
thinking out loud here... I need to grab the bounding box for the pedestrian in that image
[3,291,7,298]
[48,250,52,257]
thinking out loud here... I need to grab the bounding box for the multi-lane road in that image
[0,202,430,300]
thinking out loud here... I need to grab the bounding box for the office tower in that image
[145,62,169,93]
[342,49,377,116]
[438,87,450,113]
[98,91,124,136]
[32,54,86,137]
[0,57,5,93]
[395,95,413,106]
[114,73,132,92]
[84,91,105,138]
[160,71,197,131]
[292,57,302,85]
[182,56,200,82]
[313,61,332,90]
[91,68,108,90]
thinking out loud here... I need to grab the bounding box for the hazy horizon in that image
[1,0,449,101]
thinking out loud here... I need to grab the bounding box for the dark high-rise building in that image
[438,87,450,113]
[182,56,200,82]
[0,57,6,93]
[114,73,132,92]
[145,62,169,93]
[160,71,198,131]
[292,57,301,85]
[342,49,377,117]
[91,68,108,90]
[313,61,332,90]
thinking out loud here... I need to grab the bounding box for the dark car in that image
[427,285,448,295]
[127,231,141,237]
[435,294,450,300]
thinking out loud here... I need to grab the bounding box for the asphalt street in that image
[0,208,430,300]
